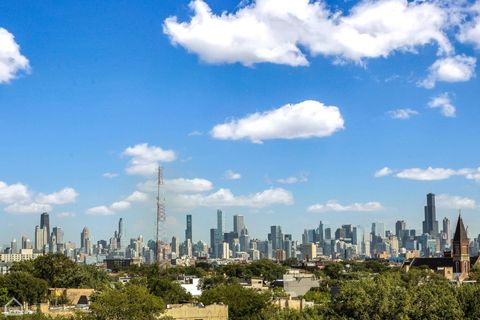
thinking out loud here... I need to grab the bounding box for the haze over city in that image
[1,0,480,247]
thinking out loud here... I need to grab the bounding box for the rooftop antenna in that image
[156,166,166,263]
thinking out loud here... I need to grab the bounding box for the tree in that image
[90,284,165,320]
[456,284,480,320]
[0,272,48,304]
[148,278,192,304]
[0,287,9,306]
[31,253,79,287]
[200,284,271,320]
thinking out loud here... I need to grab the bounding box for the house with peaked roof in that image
[403,215,480,281]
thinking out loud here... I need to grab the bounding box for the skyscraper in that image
[372,222,385,238]
[269,226,283,251]
[317,221,324,243]
[53,227,64,245]
[443,217,451,245]
[118,218,125,251]
[395,220,406,237]
[40,212,50,244]
[422,193,439,235]
[81,227,91,254]
[35,225,47,252]
[185,214,192,242]
[215,210,224,258]
[233,215,245,236]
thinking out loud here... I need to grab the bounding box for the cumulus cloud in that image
[86,190,149,216]
[139,178,214,194]
[164,0,451,66]
[175,187,293,208]
[458,2,480,49]
[387,108,419,120]
[0,28,30,83]
[211,100,344,143]
[123,143,176,176]
[436,194,477,209]
[307,200,384,212]
[428,93,456,117]
[57,211,76,218]
[224,170,241,180]
[420,55,476,89]
[102,172,119,178]
[377,166,480,181]
[277,173,308,184]
[36,187,78,205]
[0,181,30,204]
[5,202,52,214]
[374,167,393,177]
[1,181,78,214]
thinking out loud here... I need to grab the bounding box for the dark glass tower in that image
[40,212,50,244]
[185,214,192,242]
[422,193,439,235]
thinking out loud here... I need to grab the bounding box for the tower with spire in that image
[452,213,470,275]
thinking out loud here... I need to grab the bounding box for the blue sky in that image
[1,0,480,246]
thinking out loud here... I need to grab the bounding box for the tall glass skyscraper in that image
[40,212,50,244]
[185,214,192,242]
[423,193,439,235]
[233,215,245,236]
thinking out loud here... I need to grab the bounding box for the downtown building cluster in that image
[2,193,480,268]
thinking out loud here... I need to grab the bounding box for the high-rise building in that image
[317,221,324,243]
[239,228,250,252]
[171,236,179,254]
[372,222,385,238]
[269,226,283,251]
[40,212,50,244]
[210,228,217,257]
[233,215,245,236]
[52,227,64,245]
[21,235,32,250]
[423,193,439,235]
[395,220,406,237]
[34,225,47,252]
[10,238,17,254]
[81,227,91,254]
[118,218,125,251]
[443,217,451,245]
[185,214,192,242]
[325,228,332,240]
[214,210,224,258]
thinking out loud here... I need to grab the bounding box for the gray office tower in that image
[269,226,283,251]
[185,214,192,242]
[52,227,64,244]
[214,209,224,258]
[423,193,439,235]
[233,215,245,235]
[317,221,324,243]
[40,212,50,243]
[118,218,126,251]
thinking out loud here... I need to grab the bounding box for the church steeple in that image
[453,213,470,275]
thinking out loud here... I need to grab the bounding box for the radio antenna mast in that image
[156,166,166,263]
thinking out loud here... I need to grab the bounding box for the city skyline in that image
[1,0,480,244]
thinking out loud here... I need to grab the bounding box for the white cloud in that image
[0,28,30,83]
[175,187,293,208]
[110,201,131,211]
[387,108,419,120]
[138,177,214,193]
[188,131,203,136]
[1,181,77,214]
[458,2,480,49]
[224,170,241,180]
[0,181,31,204]
[396,167,457,180]
[420,55,476,89]
[436,194,477,209]
[307,200,384,212]
[36,187,78,205]
[125,191,148,202]
[277,173,308,184]
[103,172,119,178]
[86,206,114,216]
[428,93,456,117]
[123,143,177,176]
[5,202,52,214]
[211,100,344,143]
[164,0,451,66]
[57,211,76,218]
[86,190,148,215]
[387,166,480,181]
[374,167,393,177]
